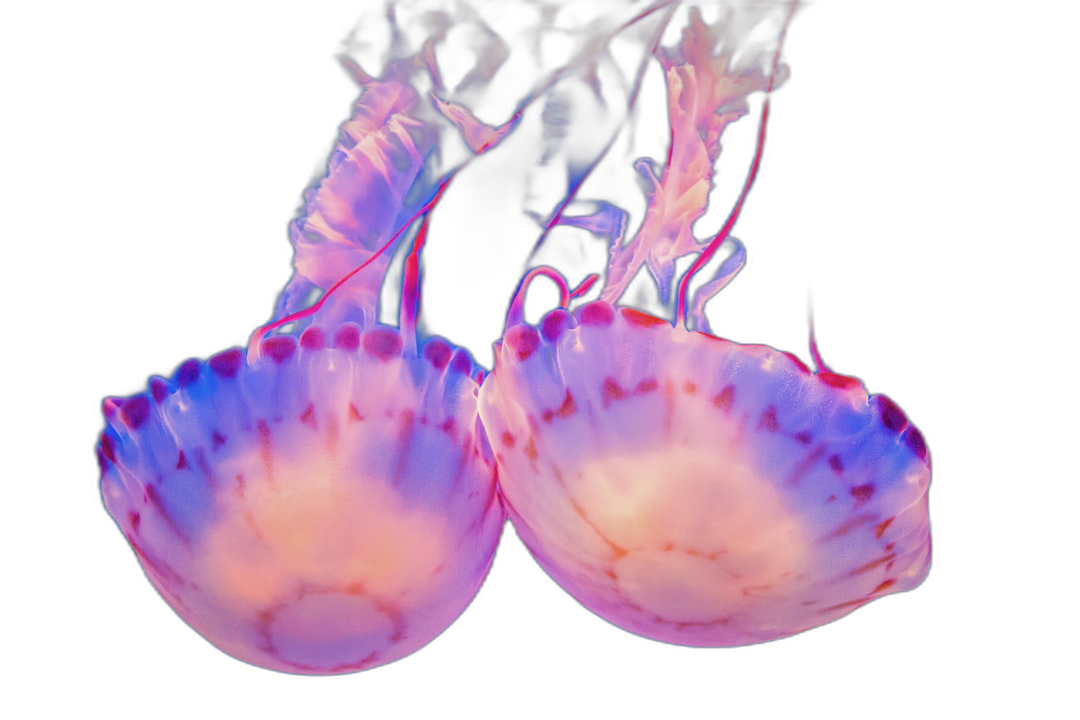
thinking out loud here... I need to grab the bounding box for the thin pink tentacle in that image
[808,304,833,373]
[505,267,572,330]
[569,273,600,302]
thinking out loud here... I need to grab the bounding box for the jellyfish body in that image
[478,1,931,645]
[478,302,930,646]
[96,15,522,673]
[99,326,501,673]
[98,0,932,671]
[97,0,622,672]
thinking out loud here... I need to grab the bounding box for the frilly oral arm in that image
[602,7,787,308]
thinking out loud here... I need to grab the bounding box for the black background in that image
[61,0,972,699]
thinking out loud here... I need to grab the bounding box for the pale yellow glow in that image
[572,448,812,619]
[196,448,449,611]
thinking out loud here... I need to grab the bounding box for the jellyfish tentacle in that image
[504,267,601,332]
[601,4,794,314]
[526,1,679,262]
[504,267,573,331]
[275,11,536,334]
[684,236,746,334]
[808,305,834,374]
[269,0,684,360]
[674,0,796,328]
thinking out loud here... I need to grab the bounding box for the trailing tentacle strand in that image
[598,4,793,318]
[272,8,545,336]
[675,0,796,329]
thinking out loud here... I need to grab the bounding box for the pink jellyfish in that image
[477,3,931,647]
[96,0,688,672]
[96,29,521,674]
[90,0,937,677]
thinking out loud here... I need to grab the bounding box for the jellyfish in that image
[95,18,524,674]
[98,0,932,673]
[97,0,694,673]
[477,2,932,646]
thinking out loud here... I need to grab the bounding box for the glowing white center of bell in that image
[197,448,449,610]
[574,448,812,621]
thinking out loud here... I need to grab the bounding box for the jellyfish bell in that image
[478,296,931,646]
[98,321,500,674]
